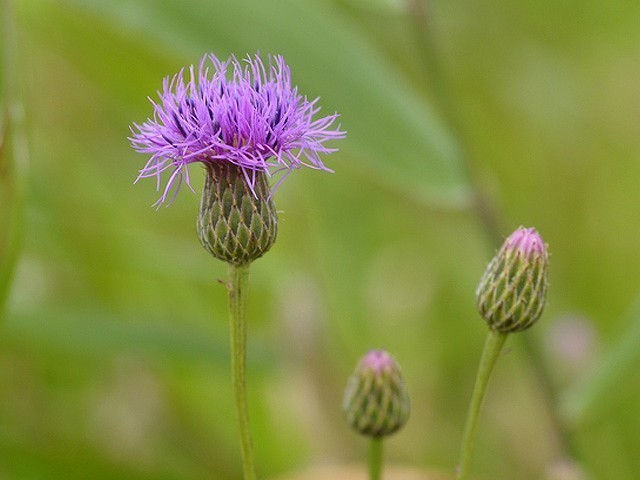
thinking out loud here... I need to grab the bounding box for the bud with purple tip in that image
[343,350,410,438]
[476,227,549,333]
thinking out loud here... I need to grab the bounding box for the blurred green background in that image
[2,0,640,479]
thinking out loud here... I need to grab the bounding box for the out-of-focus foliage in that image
[1,0,640,479]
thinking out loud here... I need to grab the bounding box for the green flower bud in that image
[197,163,277,265]
[476,226,549,333]
[343,350,410,438]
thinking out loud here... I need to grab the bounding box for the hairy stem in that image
[228,263,256,480]
[457,330,508,480]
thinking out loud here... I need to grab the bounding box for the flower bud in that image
[476,227,548,333]
[197,163,277,265]
[343,350,410,438]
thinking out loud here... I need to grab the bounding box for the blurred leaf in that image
[0,116,28,320]
[2,309,276,368]
[0,439,188,480]
[0,0,28,322]
[562,295,640,427]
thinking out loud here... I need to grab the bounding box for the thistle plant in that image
[457,226,548,480]
[343,350,410,480]
[130,53,344,480]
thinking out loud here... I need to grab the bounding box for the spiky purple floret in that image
[130,53,345,206]
[504,227,546,258]
[360,350,397,374]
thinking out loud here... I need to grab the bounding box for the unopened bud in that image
[476,227,548,333]
[197,163,278,265]
[343,350,410,438]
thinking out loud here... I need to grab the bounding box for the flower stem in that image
[368,437,383,480]
[228,263,256,480]
[457,329,508,480]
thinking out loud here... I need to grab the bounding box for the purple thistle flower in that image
[130,53,345,206]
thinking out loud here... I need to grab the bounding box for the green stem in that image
[457,330,508,480]
[228,263,256,480]
[368,437,383,480]
[520,335,575,456]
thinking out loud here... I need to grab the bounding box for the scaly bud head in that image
[476,227,548,333]
[343,350,410,438]
[197,163,278,265]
